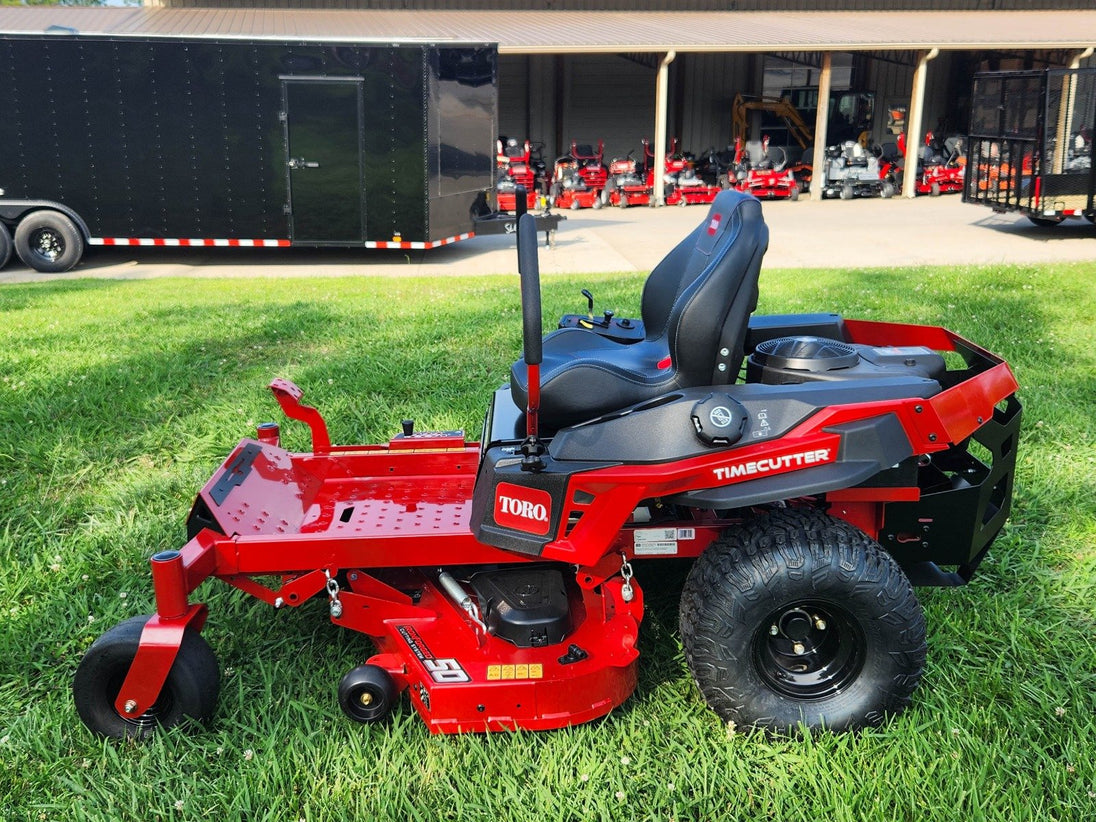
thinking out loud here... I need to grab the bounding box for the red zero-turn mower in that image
[551,141,608,210]
[732,137,800,201]
[495,137,540,213]
[73,189,1021,739]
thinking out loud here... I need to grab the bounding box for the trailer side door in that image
[282,77,365,244]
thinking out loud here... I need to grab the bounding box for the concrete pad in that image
[2,194,1095,284]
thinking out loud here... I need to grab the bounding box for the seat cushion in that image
[510,331,674,427]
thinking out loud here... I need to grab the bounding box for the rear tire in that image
[679,508,926,734]
[73,615,220,739]
[14,210,84,273]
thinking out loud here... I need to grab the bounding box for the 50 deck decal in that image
[397,626,470,683]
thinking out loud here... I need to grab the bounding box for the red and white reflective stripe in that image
[365,232,474,250]
[89,232,473,250]
[90,237,291,247]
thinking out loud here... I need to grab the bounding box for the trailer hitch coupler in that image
[150,550,189,619]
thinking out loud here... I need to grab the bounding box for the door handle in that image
[288,158,320,170]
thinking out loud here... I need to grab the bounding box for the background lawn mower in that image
[731,136,800,201]
[73,188,1020,741]
[604,145,653,208]
[881,132,966,196]
[820,140,894,199]
[664,139,722,207]
[495,137,543,213]
[550,140,608,210]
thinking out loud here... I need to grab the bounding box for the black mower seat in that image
[511,189,769,428]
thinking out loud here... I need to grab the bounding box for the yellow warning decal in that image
[487,664,544,681]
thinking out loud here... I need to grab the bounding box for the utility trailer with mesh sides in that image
[965,68,1096,226]
[0,28,510,273]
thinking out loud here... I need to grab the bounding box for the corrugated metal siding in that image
[676,52,757,156]
[560,54,656,164]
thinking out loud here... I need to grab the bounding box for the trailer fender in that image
[0,199,92,241]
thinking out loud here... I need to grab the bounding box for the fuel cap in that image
[690,393,747,447]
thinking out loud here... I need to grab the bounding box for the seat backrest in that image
[638,219,707,339]
[663,191,768,386]
[639,191,767,354]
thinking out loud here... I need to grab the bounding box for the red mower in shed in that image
[74,189,1020,740]
[881,132,966,196]
[551,141,608,210]
[604,145,653,208]
[495,137,542,213]
[731,136,800,201]
[664,139,722,207]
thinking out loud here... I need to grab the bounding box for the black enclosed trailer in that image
[965,68,1096,226]
[0,25,509,272]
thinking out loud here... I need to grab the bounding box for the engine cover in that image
[469,566,574,648]
[747,336,946,385]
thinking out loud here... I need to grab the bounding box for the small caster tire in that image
[73,615,219,739]
[338,664,398,724]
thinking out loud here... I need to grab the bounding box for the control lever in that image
[581,288,595,319]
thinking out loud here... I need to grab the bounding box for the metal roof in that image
[0,6,1094,53]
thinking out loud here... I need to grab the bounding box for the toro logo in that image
[494,482,553,536]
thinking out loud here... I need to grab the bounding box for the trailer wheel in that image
[679,508,926,734]
[338,664,398,724]
[14,211,84,273]
[73,615,220,739]
[881,181,895,199]
[0,222,11,270]
[839,183,854,200]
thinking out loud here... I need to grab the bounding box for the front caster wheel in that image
[338,664,398,724]
[679,508,926,734]
[73,615,220,739]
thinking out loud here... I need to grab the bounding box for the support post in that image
[653,50,676,206]
[809,52,833,201]
[903,48,939,199]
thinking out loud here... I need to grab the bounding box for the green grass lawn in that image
[1,261,1094,821]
